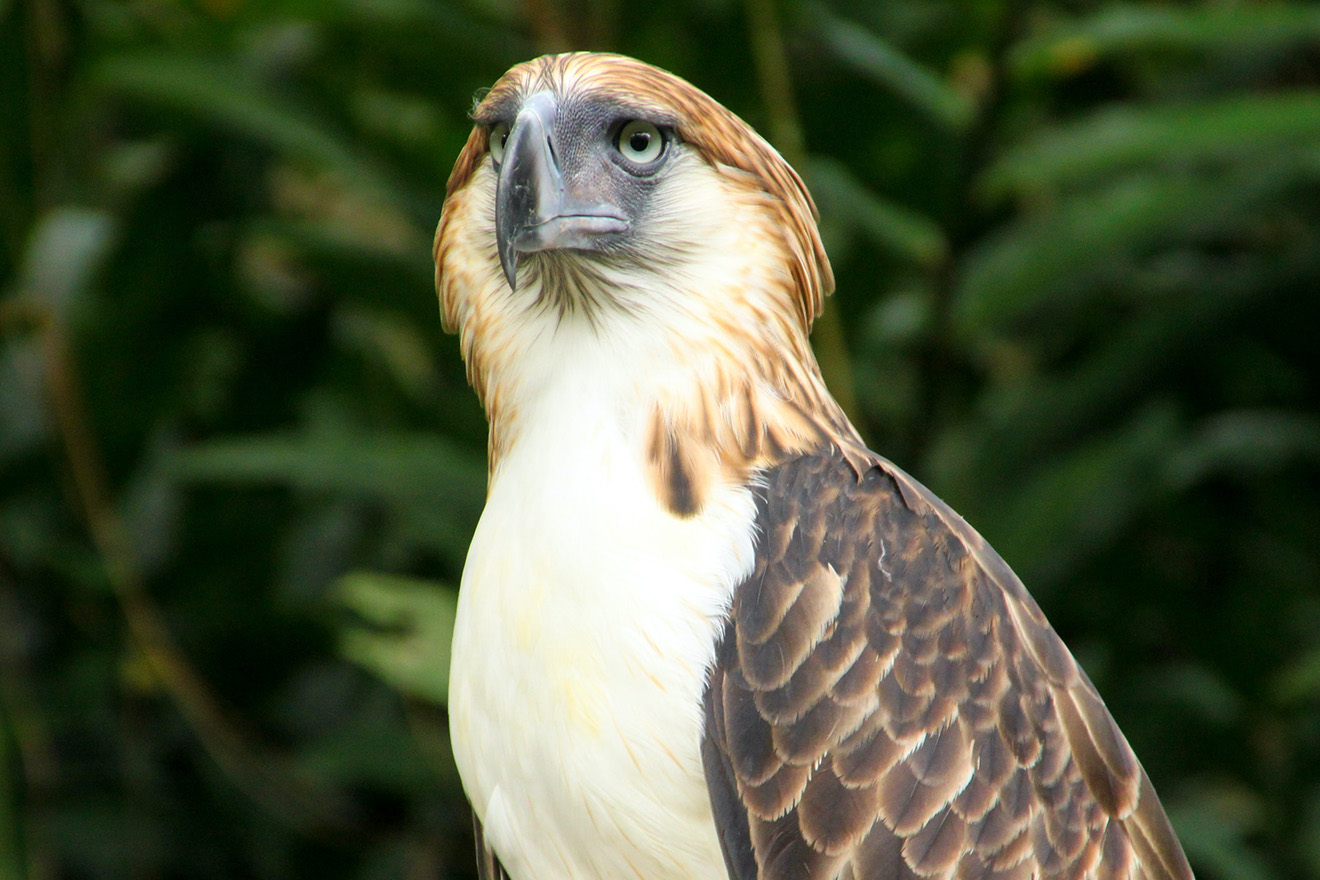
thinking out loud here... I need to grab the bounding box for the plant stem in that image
[911,0,1029,460]
[0,299,366,842]
[743,0,860,425]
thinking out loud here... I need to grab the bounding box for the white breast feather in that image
[448,314,759,880]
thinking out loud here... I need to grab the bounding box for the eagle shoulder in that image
[701,446,1194,880]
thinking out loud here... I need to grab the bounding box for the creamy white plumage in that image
[440,76,813,880]
[449,312,757,880]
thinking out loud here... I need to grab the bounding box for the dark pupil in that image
[628,131,651,153]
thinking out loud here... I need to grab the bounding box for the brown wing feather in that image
[702,448,1194,880]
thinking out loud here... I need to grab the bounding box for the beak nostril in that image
[493,89,628,292]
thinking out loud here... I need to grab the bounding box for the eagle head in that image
[436,52,832,329]
[435,52,859,499]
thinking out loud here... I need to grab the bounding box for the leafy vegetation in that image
[3,1,1319,878]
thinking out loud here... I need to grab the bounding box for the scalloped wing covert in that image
[701,449,1194,880]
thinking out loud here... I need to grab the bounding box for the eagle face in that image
[478,85,675,287]
[436,53,830,346]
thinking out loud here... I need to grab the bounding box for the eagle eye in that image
[489,122,511,164]
[615,121,665,168]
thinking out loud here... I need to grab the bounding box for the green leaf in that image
[984,94,1320,197]
[808,158,947,268]
[1299,785,1320,878]
[965,282,1265,473]
[959,174,1195,330]
[1141,663,1243,727]
[169,430,486,559]
[957,159,1318,332]
[333,306,443,404]
[812,7,973,131]
[1167,410,1320,491]
[335,571,457,704]
[1271,646,1320,706]
[963,405,1180,591]
[90,53,388,191]
[1012,4,1320,80]
[16,208,116,316]
[293,702,449,789]
[169,430,485,504]
[1165,782,1272,880]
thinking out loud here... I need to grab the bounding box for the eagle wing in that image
[701,449,1194,880]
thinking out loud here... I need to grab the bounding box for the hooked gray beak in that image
[495,92,629,290]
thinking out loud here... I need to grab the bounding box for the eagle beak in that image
[495,92,629,290]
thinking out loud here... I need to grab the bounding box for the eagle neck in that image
[477,291,864,519]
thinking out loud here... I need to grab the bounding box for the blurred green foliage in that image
[2,0,1318,878]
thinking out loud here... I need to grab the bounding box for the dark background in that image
[3,0,1320,878]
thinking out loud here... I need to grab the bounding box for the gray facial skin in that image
[489,90,672,289]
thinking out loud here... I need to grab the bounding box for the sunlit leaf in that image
[17,208,116,315]
[335,571,457,705]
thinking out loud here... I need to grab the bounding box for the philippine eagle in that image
[434,52,1194,880]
